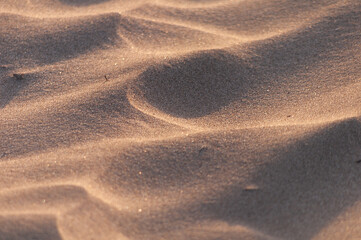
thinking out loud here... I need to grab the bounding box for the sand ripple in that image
[0,0,360,239]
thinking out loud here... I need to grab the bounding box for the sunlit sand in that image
[0,0,360,239]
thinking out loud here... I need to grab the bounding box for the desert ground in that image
[0,0,360,239]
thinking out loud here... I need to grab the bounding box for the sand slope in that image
[0,0,360,239]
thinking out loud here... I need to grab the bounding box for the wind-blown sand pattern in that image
[0,0,360,239]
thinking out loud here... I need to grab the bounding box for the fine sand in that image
[1,0,360,239]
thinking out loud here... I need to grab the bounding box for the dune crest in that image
[0,0,360,239]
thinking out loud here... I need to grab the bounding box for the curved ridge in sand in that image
[0,0,360,240]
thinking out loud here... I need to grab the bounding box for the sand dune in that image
[0,0,360,239]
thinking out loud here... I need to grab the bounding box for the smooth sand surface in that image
[1,0,360,239]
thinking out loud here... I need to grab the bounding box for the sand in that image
[0,0,360,239]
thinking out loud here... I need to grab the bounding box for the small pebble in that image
[199,147,208,155]
[13,73,24,80]
[244,184,259,191]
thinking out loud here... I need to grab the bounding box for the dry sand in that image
[0,0,361,239]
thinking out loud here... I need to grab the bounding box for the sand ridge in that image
[0,0,360,239]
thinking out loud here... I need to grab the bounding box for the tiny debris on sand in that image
[244,184,259,191]
[199,146,208,155]
[13,73,24,80]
